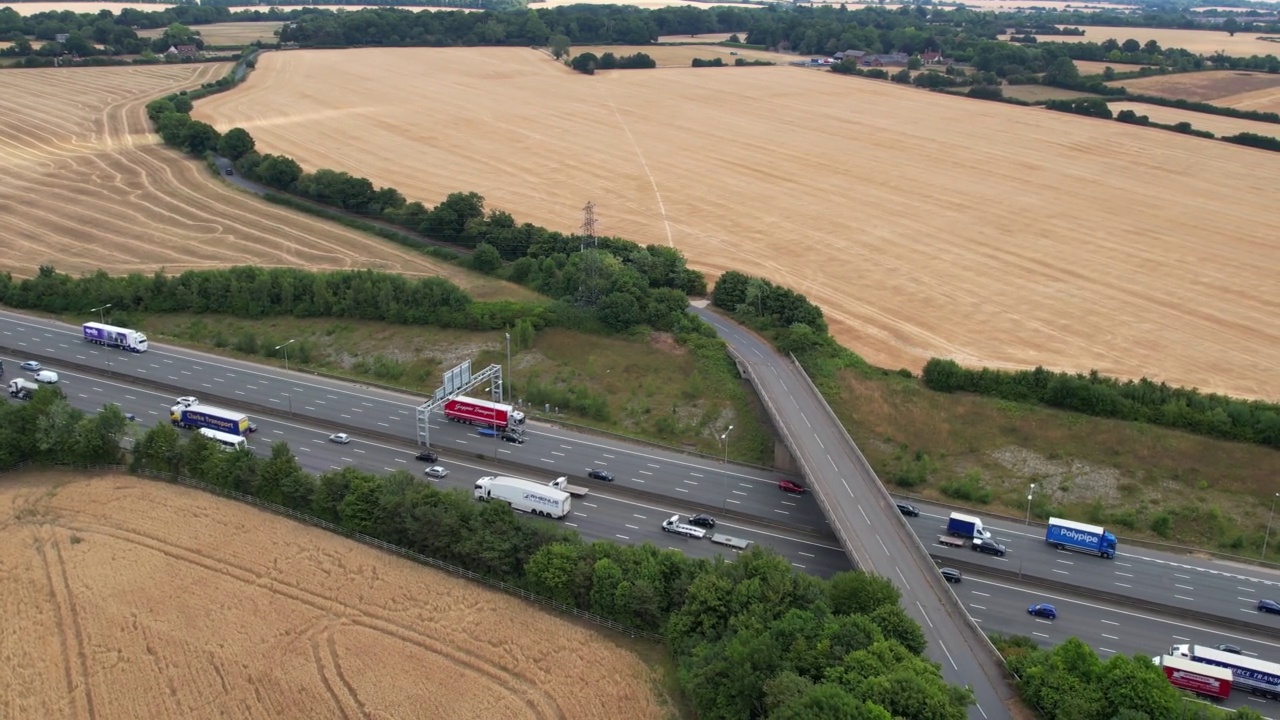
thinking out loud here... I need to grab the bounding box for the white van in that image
[198,428,248,452]
[33,370,59,384]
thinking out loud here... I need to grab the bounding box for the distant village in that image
[794,49,952,67]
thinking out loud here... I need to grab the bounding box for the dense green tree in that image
[217,127,255,160]
[180,121,220,155]
[826,571,900,616]
[470,243,502,274]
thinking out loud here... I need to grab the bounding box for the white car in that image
[176,396,199,407]
[34,370,59,384]
[328,433,351,444]
[424,466,448,479]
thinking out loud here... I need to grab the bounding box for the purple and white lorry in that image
[82,322,148,353]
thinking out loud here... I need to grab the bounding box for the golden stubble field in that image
[138,21,284,45]
[0,472,665,720]
[1010,25,1280,56]
[194,47,1280,400]
[1109,70,1280,113]
[0,63,529,300]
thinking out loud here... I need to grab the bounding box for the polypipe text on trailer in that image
[82,322,148,352]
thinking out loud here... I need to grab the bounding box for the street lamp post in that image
[89,303,112,323]
[274,339,295,415]
[1026,483,1036,525]
[719,425,734,511]
[1264,493,1280,560]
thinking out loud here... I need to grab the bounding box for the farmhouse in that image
[861,52,909,67]
[921,50,951,66]
[165,44,200,59]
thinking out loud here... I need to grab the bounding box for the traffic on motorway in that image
[955,569,1280,717]
[0,311,830,535]
[2,355,854,577]
[897,498,1280,637]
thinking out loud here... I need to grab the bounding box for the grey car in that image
[972,537,1007,557]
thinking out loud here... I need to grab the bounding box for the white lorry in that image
[82,322,148,353]
[474,476,571,519]
[661,515,707,539]
[7,378,38,399]
[550,476,589,497]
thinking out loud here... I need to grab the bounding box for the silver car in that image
[424,466,448,479]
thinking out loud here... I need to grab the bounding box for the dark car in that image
[225,167,234,176]
[1259,599,1280,614]
[1214,644,1242,654]
[896,501,920,517]
[778,479,806,494]
[971,537,1007,557]
[688,514,716,529]
[587,468,614,482]
[939,567,962,584]
[502,431,525,444]
[247,422,258,434]
[1028,603,1057,620]
[415,450,438,462]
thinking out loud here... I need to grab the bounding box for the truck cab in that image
[661,515,707,539]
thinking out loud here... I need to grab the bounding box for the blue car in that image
[1028,603,1057,620]
[1259,599,1280,615]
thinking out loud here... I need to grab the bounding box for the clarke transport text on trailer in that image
[443,396,525,431]
[170,404,252,436]
[1168,644,1280,699]
[1046,517,1118,558]
[1151,655,1232,701]
[473,475,570,518]
[81,322,148,353]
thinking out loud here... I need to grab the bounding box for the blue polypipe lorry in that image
[1045,517,1118,558]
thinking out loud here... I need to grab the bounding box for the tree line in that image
[0,8,231,58]
[992,634,1262,720]
[922,359,1280,450]
[143,95,705,335]
[569,50,656,74]
[0,391,970,719]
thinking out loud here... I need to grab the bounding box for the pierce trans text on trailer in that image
[443,396,526,431]
[82,322,148,352]
[1168,644,1280,699]
[1152,654,1232,701]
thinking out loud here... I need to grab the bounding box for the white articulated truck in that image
[82,322,148,353]
[8,378,39,399]
[661,515,707,539]
[474,476,570,519]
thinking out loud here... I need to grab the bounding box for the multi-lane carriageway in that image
[9,308,1280,717]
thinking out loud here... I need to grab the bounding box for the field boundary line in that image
[0,461,667,644]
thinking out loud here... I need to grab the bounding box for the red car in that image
[778,479,806,494]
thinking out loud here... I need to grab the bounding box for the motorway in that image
[899,499,1280,637]
[1,357,854,577]
[0,310,831,535]
[957,569,1280,718]
[691,306,1017,720]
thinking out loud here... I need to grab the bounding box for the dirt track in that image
[0,472,665,720]
[194,48,1280,400]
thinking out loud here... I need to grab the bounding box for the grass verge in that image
[830,367,1280,557]
[87,313,778,466]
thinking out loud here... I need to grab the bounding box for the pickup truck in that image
[661,515,707,539]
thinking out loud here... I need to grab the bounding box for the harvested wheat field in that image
[1107,101,1280,138]
[1012,25,1280,56]
[1109,70,1280,104]
[138,21,284,45]
[0,471,665,720]
[568,43,787,66]
[0,64,530,301]
[194,47,1280,400]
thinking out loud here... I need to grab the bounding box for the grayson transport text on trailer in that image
[474,475,570,518]
[1046,517,1118,558]
[82,322,148,352]
[170,404,251,436]
[443,396,525,431]
[1168,644,1280,699]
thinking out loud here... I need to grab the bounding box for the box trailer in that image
[82,322,148,353]
[1169,644,1280,699]
[947,512,991,539]
[170,404,251,436]
[443,396,526,431]
[1046,517,1118,558]
[474,476,570,519]
[1153,654,1232,701]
